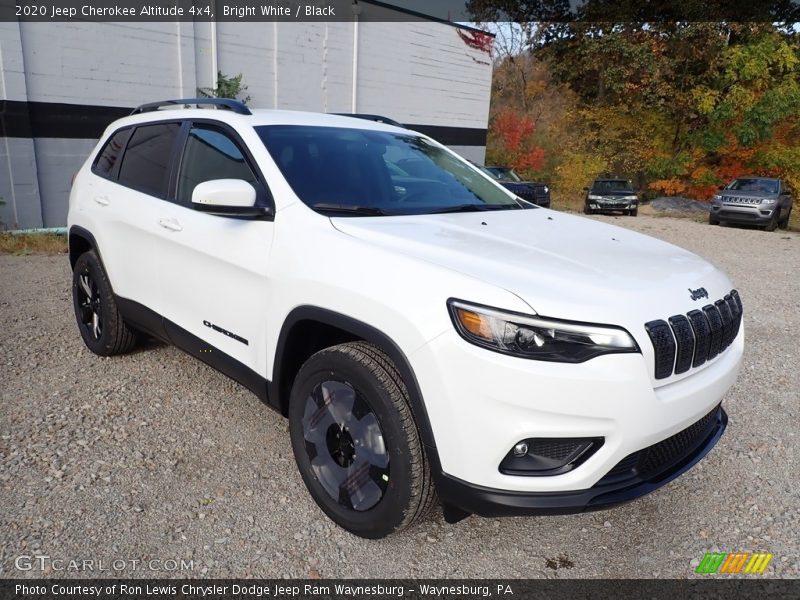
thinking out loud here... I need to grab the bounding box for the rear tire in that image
[288,342,435,538]
[72,251,138,356]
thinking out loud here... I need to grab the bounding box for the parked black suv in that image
[481,166,551,208]
[584,179,639,216]
[709,177,793,231]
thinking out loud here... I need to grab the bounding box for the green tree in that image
[198,71,251,104]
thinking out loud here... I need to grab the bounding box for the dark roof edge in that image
[359,0,496,37]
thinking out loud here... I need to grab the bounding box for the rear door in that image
[155,121,275,374]
[89,121,182,315]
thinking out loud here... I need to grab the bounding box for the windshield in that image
[256,125,521,215]
[726,178,779,194]
[486,167,522,182]
[591,180,634,193]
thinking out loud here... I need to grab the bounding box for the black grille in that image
[596,405,722,486]
[646,289,742,379]
[687,310,710,368]
[637,406,720,479]
[528,439,586,461]
[716,299,733,350]
[530,184,548,197]
[516,189,536,202]
[728,292,743,341]
[703,304,723,360]
[644,320,675,380]
[668,315,694,375]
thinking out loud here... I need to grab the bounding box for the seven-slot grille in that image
[721,195,761,205]
[644,290,742,380]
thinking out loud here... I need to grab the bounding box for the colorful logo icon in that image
[696,552,773,575]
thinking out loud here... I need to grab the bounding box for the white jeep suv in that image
[68,99,744,538]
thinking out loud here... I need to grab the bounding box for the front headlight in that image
[587,194,602,200]
[761,198,777,205]
[447,300,639,363]
[713,194,722,202]
[624,195,638,201]
[543,186,549,193]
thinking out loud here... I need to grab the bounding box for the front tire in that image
[778,207,792,230]
[72,250,138,356]
[765,213,778,232]
[708,213,720,226]
[288,342,435,538]
[629,208,638,217]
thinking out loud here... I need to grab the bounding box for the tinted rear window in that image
[93,128,131,178]
[118,123,181,197]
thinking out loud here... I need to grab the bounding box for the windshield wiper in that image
[427,203,521,214]
[311,203,393,216]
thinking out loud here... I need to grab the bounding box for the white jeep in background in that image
[68,98,743,538]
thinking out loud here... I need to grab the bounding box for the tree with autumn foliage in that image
[487,110,546,173]
[473,11,799,226]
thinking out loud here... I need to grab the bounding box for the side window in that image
[93,128,130,179]
[177,125,260,206]
[118,122,181,197]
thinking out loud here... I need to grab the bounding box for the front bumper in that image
[587,199,637,212]
[712,204,775,224]
[412,325,742,510]
[436,405,727,516]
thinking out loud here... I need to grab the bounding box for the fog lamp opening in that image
[499,437,604,476]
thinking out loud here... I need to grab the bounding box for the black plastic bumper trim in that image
[435,408,727,517]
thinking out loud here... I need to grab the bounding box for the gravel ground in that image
[1,215,798,579]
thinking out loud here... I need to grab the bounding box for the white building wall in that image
[0,17,492,228]
[356,21,492,128]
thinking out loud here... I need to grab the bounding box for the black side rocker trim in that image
[115,297,270,404]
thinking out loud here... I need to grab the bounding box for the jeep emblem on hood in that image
[689,287,709,301]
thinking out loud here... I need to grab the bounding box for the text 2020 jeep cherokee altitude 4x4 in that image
[68,99,743,539]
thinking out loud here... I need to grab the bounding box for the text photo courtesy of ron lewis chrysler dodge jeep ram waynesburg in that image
[67,99,743,538]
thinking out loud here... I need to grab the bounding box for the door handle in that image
[158,218,183,232]
[93,195,110,206]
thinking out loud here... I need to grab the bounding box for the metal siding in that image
[1,20,491,228]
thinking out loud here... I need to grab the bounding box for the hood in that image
[719,190,775,200]
[330,209,732,326]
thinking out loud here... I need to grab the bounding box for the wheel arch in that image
[270,306,440,459]
[68,225,100,270]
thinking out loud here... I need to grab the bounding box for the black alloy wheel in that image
[71,251,138,356]
[76,270,103,341]
[289,342,435,538]
[302,378,390,512]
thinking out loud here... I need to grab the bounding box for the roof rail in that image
[333,113,406,128]
[130,98,252,116]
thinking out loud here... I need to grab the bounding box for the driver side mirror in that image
[582,187,589,192]
[192,179,272,218]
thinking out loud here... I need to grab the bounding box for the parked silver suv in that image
[709,177,793,231]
